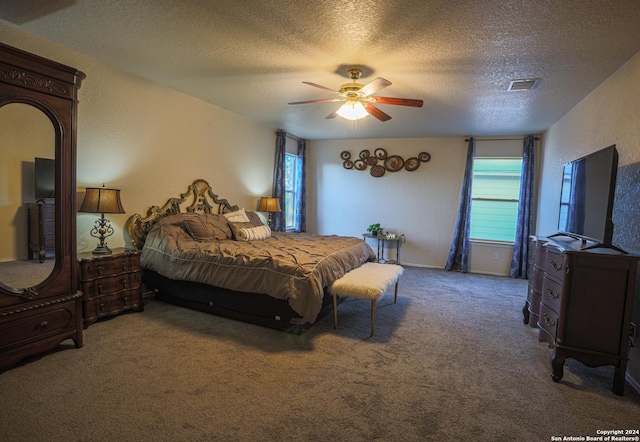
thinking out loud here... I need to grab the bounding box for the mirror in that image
[0,103,56,289]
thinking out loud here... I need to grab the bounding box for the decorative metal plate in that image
[366,157,378,166]
[374,148,387,160]
[384,155,404,172]
[354,159,367,170]
[419,152,431,162]
[359,149,370,159]
[404,157,420,171]
[340,151,351,160]
[343,160,353,169]
[370,165,385,177]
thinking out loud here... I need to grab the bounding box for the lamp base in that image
[91,245,112,255]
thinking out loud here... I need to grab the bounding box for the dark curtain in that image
[295,138,307,232]
[509,135,536,278]
[445,138,475,273]
[271,130,286,231]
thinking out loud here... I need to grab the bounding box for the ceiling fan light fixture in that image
[336,100,368,120]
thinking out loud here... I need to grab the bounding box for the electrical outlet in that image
[630,322,637,346]
[493,252,499,260]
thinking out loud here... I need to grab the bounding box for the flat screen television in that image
[34,157,55,201]
[557,145,618,246]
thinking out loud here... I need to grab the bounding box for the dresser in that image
[78,248,144,328]
[530,236,639,395]
[27,202,55,263]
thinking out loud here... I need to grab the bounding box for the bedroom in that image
[1,1,640,439]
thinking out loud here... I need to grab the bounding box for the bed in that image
[127,179,376,332]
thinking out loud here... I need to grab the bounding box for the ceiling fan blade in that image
[288,98,344,105]
[302,81,341,94]
[359,77,392,97]
[364,103,392,122]
[325,109,339,119]
[371,96,424,107]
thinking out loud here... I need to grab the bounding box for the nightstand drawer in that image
[81,273,140,299]
[83,289,141,322]
[79,254,139,279]
[544,248,567,283]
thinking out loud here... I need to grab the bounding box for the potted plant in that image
[367,223,384,236]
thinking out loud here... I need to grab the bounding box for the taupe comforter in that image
[140,216,375,323]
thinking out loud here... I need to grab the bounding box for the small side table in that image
[78,248,144,328]
[362,233,403,264]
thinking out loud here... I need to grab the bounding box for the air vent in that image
[508,78,540,91]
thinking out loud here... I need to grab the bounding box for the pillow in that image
[245,210,265,227]
[182,213,232,241]
[223,208,250,223]
[235,225,272,241]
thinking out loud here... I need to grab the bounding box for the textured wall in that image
[0,24,276,254]
[538,49,640,389]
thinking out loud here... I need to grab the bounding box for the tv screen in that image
[557,145,618,245]
[34,157,55,200]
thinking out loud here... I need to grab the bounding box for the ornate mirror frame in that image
[0,42,85,369]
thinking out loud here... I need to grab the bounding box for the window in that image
[284,152,299,230]
[470,158,523,242]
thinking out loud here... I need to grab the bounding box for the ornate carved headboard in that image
[126,179,239,250]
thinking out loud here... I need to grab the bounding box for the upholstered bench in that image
[328,262,404,336]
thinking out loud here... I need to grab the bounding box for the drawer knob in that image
[36,321,50,330]
[546,287,559,298]
[550,260,562,271]
[99,303,104,312]
[122,279,128,288]
[543,314,556,327]
[98,284,103,294]
[97,265,103,275]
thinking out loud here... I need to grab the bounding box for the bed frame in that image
[127,179,336,333]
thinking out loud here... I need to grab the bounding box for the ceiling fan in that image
[288,68,423,122]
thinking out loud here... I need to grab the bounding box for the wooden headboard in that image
[126,179,239,250]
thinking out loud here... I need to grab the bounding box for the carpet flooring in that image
[1,266,639,441]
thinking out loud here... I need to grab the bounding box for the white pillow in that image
[223,208,250,223]
[236,225,272,241]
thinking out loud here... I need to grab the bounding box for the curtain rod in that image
[465,136,540,142]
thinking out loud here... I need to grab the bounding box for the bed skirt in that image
[142,269,338,333]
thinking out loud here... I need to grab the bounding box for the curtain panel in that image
[295,138,307,232]
[271,130,286,231]
[509,135,536,278]
[445,138,475,273]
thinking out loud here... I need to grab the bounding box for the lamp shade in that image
[79,187,125,214]
[257,197,281,213]
[336,100,369,121]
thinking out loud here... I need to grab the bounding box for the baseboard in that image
[626,372,640,393]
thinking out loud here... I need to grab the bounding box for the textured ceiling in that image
[2,0,640,140]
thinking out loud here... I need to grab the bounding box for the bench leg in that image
[333,293,338,329]
[394,279,399,303]
[371,299,376,336]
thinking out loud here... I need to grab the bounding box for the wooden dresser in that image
[78,248,144,328]
[528,235,639,395]
[27,202,55,263]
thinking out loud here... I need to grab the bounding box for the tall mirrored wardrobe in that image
[0,42,85,370]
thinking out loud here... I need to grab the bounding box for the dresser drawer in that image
[538,303,559,344]
[0,301,76,349]
[81,273,140,299]
[79,253,140,279]
[541,276,562,312]
[544,248,567,283]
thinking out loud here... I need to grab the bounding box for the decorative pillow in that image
[245,210,265,227]
[182,213,232,241]
[235,225,272,241]
[223,208,250,223]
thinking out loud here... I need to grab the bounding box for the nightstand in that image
[78,248,144,328]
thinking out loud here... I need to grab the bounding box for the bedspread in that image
[140,219,375,323]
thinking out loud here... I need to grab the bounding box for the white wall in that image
[0,23,276,254]
[538,50,640,389]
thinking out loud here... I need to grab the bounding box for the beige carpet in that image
[1,267,639,441]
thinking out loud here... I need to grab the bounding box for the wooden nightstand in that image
[78,248,144,328]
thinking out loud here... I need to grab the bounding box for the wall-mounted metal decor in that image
[340,149,431,177]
